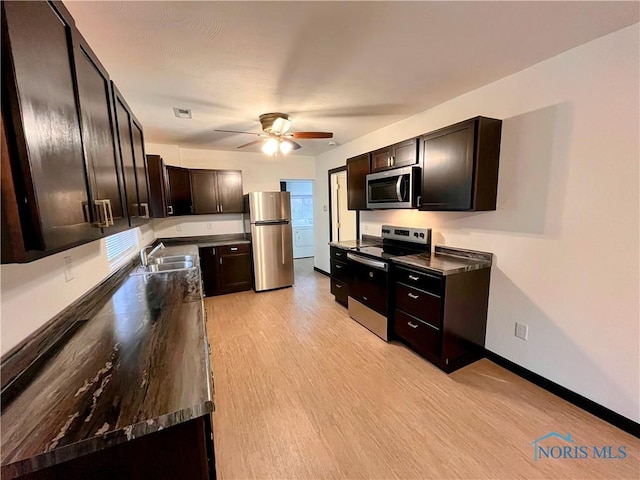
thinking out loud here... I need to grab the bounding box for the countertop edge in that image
[1,401,214,478]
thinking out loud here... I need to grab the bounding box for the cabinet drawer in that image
[395,267,442,295]
[330,278,348,306]
[330,247,348,261]
[330,259,349,283]
[217,243,250,255]
[396,283,441,328]
[394,310,441,358]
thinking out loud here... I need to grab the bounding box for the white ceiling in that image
[65,1,639,156]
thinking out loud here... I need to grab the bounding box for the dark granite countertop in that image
[1,245,213,478]
[158,233,250,249]
[328,235,382,251]
[391,246,493,276]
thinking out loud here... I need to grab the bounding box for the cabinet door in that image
[166,166,192,215]
[74,36,128,233]
[371,146,393,172]
[146,154,168,218]
[218,250,252,294]
[346,153,370,210]
[190,170,218,214]
[420,121,475,210]
[113,91,141,225]
[131,119,150,221]
[391,138,418,168]
[2,1,100,252]
[216,170,244,213]
[199,247,218,297]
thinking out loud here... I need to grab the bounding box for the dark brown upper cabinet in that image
[191,169,244,214]
[1,1,101,262]
[419,116,502,211]
[166,165,193,216]
[371,138,418,173]
[112,83,151,226]
[74,31,128,234]
[346,153,370,211]
[146,154,169,217]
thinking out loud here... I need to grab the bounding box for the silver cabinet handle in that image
[335,251,343,256]
[93,200,109,227]
[105,199,114,226]
[141,202,150,219]
[335,264,343,269]
[230,247,238,251]
[212,247,216,255]
[408,321,418,329]
[335,284,342,289]
[219,204,223,213]
[408,275,419,281]
[219,257,222,265]
[363,296,368,301]
[408,293,419,299]
[168,205,174,215]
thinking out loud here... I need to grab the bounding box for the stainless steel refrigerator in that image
[244,192,294,291]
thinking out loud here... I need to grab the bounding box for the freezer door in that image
[251,223,294,291]
[246,192,291,222]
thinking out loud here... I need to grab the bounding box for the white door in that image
[331,171,356,242]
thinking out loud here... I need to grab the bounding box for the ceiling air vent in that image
[173,107,192,119]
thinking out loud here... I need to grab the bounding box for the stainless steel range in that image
[347,225,431,340]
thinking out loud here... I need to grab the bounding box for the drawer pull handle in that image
[336,252,343,256]
[230,247,238,251]
[335,284,342,289]
[335,265,343,269]
[363,296,368,301]
[408,293,419,299]
[408,275,419,281]
[408,321,419,329]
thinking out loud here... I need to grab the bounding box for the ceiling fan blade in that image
[237,139,264,149]
[289,132,334,139]
[214,129,263,136]
[283,139,302,150]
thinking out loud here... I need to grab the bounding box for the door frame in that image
[328,166,359,243]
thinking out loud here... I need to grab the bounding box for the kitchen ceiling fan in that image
[214,113,333,155]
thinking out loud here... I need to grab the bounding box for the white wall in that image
[1,225,155,355]
[314,25,640,422]
[145,145,316,237]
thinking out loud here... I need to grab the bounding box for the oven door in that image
[347,253,388,316]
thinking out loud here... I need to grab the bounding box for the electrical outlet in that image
[63,256,74,282]
[515,322,529,340]
[364,224,369,232]
[207,223,212,230]
[323,205,327,212]
[176,224,183,231]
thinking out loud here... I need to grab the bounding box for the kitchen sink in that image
[151,255,195,264]
[131,260,196,275]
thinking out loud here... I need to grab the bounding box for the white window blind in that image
[105,229,138,267]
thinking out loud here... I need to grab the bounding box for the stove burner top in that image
[353,244,427,261]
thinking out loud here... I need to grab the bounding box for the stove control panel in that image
[381,225,431,245]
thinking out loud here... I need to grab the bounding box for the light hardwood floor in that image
[206,258,639,479]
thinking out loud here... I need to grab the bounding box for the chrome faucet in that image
[140,242,165,267]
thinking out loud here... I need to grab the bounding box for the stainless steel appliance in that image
[244,192,294,291]
[347,225,431,340]
[366,166,421,209]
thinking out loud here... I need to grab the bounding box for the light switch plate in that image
[176,224,183,231]
[63,256,74,282]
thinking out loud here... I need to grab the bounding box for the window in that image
[290,195,314,226]
[105,229,138,268]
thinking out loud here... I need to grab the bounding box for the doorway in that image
[280,180,314,259]
[328,167,357,243]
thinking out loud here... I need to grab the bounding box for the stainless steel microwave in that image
[366,166,421,209]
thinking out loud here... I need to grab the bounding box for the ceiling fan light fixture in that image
[279,139,293,155]
[271,117,292,135]
[262,137,279,155]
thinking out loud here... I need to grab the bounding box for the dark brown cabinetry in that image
[74,33,128,234]
[146,154,169,217]
[199,243,252,296]
[112,84,150,226]
[166,166,193,216]
[419,116,502,211]
[1,0,101,260]
[392,265,490,373]
[329,247,349,306]
[191,169,244,214]
[346,153,370,211]
[371,138,418,173]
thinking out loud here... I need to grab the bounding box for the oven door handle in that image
[347,252,388,271]
[396,176,403,201]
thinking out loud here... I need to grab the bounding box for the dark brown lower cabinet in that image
[199,244,252,296]
[329,247,349,306]
[392,265,490,373]
[17,416,215,480]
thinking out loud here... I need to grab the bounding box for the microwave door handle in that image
[396,176,403,201]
